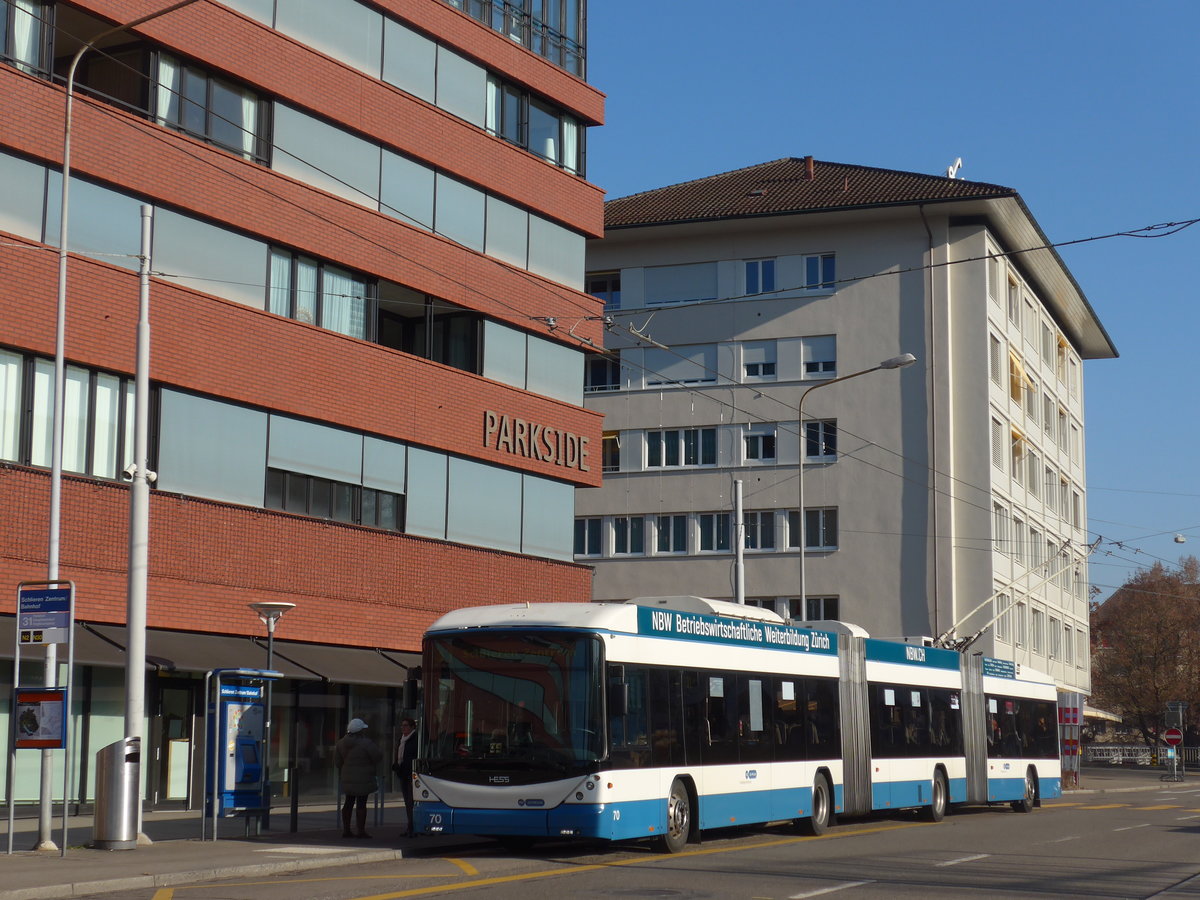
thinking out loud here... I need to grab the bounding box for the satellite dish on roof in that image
[946,158,963,179]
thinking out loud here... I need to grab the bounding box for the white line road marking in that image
[1048,835,1080,843]
[789,882,875,899]
[1113,824,1151,832]
[1176,814,1200,820]
[935,853,990,867]
[252,845,359,855]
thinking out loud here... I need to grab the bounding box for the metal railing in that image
[1084,744,1200,766]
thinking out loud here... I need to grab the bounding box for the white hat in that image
[347,718,368,734]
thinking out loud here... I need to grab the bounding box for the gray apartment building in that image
[578,157,1115,694]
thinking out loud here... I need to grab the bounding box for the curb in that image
[2,848,410,900]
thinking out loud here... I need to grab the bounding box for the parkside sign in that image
[483,411,590,471]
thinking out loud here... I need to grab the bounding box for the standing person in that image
[334,718,382,839]
[393,717,418,837]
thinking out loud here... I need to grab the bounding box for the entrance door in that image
[150,679,199,807]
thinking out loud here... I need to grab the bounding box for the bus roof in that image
[427,596,792,636]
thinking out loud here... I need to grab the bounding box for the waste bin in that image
[93,736,141,850]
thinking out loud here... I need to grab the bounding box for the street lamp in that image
[796,353,917,618]
[40,0,205,853]
[248,601,295,831]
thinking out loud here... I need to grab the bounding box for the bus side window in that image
[806,677,840,755]
[737,676,773,764]
[775,678,804,761]
[608,666,649,769]
[649,668,682,767]
[705,674,738,766]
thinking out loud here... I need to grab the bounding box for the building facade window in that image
[789,508,838,550]
[656,514,687,554]
[792,596,839,621]
[156,53,270,163]
[801,335,836,379]
[699,512,731,552]
[269,249,370,339]
[601,432,620,473]
[1027,449,1040,498]
[744,511,775,550]
[804,419,837,459]
[646,427,716,468]
[486,75,582,173]
[742,341,777,380]
[586,272,620,311]
[447,0,585,76]
[1,0,48,75]
[995,593,1011,642]
[584,354,622,392]
[993,503,1010,554]
[573,516,602,556]
[803,253,836,290]
[743,426,776,463]
[989,334,1002,385]
[265,468,404,531]
[991,418,1005,471]
[613,515,645,555]
[744,258,776,295]
[2,352,135,481]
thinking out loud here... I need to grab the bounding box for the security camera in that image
[121,463,136,481]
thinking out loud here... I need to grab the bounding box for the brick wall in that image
[0,465,592,651]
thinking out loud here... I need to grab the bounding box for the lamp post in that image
[796,353,917,617]
[248,601,295,831]
[40,0,204,853]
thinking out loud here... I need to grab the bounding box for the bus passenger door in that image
[681,670,706,773]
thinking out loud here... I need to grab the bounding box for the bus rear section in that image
[962,655,1062,810]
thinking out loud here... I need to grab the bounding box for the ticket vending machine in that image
[202,668,282,839]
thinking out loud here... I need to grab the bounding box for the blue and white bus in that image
[412,596,1061,851]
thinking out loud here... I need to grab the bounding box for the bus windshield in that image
[422,631,604,782]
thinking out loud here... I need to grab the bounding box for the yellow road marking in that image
[1077,804,1129,810]
[172,874,456,890]
[1043,802,1082,807]
[349,821,936,900]
[445,857,478,875]
[151,890,174,900]
[1131,805,1181,810]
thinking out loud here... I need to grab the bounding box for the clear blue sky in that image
[586,0,1200,603]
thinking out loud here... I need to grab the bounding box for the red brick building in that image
[0,0,602,807]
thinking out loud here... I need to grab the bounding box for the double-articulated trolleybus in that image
[413,596,1061,851]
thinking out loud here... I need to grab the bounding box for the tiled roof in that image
[605,157,1017,228]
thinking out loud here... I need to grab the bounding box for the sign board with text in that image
[17,586,72,645]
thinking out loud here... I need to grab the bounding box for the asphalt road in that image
[86,787,1200,900]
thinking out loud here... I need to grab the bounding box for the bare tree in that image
[1090,557,1200,746]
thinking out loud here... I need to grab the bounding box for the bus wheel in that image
[656,778,691,854]
[798,775,832,836]
[921,770,948,822]
[1011,767,1036,813]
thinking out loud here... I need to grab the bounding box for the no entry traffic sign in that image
[1163,727,1184,746]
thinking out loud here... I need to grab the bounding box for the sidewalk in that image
[3,766,1195,900]
[1,801,481,900]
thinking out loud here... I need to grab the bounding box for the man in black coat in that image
[393,717,418,837]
